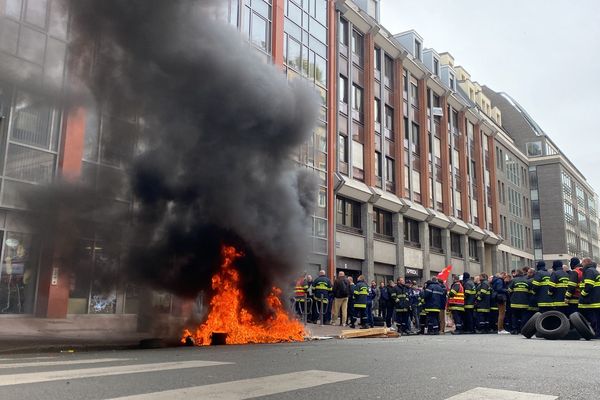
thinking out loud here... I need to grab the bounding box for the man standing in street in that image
[312,270,332,325]
[475,274,491,333]
[408,280,420,333]
[347,276,355,326]
[565,257,582,315]
[394,278,410,334]
[463,273,476,334]
[423,277,446,335]
[448,274,465,334]
[578,258,600,336]
[331,271,349,326]
[350,275,369,329]
[508,269,531,334]
[384,280,396,329]
[377,281,387,318]
[366,280,377,328]
[549,260,569,315]
[532,261,554,313]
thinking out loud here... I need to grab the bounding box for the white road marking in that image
[0,357,56,361]
[0,358,129,369]
[446,387,557,400]
[0,360,232,387]
[106,370,367,400]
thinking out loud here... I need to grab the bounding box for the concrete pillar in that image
[362,202,375,281]
[462,234,470,275]
[442,228,451,267]
[477,240,485,275]
[393,213,405,279]
[420,221,431,279]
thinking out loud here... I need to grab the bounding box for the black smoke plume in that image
[27,0,319,316]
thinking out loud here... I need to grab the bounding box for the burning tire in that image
[535,311,570,340]
[521,312,541,339]
[570,312,595,340]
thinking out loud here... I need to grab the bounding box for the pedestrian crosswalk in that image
[0,356,366,399]
[445,387,557,400]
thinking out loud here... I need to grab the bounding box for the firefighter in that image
[384,280,396,329]
[578,258,600,337]
[350,275,369,329]
[475,273,491,333]
[549,260,569,315]
[418,293,427,335]
[394,278,410,334]
[312,270,332,325]
[508,269,531,334]
[525,267,538,323]
[448,274,465,334]
[532,261,554,313]
[565,257,582,315]
[293,276,308,319]
[463,272,476,334]
[423,277,446,335]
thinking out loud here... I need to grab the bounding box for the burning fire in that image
[181,246,305,345]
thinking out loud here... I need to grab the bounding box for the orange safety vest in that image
[294,278,307,299]
[448,281,465,306]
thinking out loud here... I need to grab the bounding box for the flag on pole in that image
[437,265,453,284]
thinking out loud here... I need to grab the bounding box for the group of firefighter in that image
[293,256,600,337]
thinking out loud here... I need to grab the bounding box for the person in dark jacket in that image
[350,275,369,329]
[491,273,509,334]
[377,281,387,318]
[578,258,600,337]
[549,260,569,314]
[423,277,446,335]
[384,280,396,328]
[394,278,410,334]
[331,271,350,326]
[508,269,531,334]
[346,276,355,325]
[463,272,476,334]
[565,257,582,315]
[312,270,332,324]
[366,280,377,328]
[525,267,538,321]
[407,281,420,332]
[532,261,554,313]
[475,274,491,333]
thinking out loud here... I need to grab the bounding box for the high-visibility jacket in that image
[578,266,600,309]
[566,267,583,304]
[353,281,369,309]
[423,281,446,312]
[312,276,332,304]
[448,281,465,311]
[532,269,554,308]
[475,281,491,312]
[526,276,538,311]
[508,277,531,309]
[550,269,570,307]
[394,284,410,312]
[294,278,307,300]
[463,279,476,309]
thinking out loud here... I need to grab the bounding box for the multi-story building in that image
[483,86,600,262]
[454,67,534,271]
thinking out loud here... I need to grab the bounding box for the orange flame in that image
[181,246,305,345]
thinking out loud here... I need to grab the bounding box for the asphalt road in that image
[0,334,598,400]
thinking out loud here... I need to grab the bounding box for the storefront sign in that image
[405,267,422,277]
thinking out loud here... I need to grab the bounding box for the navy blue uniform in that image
[423,280,446,334]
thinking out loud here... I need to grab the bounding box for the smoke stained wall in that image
[28,0,319,316]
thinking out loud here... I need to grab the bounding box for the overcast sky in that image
[380,0,600,193]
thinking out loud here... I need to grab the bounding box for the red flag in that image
[437,265,453,283]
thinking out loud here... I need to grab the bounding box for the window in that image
[414,39,421,60]
[351,29,363,64]
[386,157,395,185]
[449,73,455,90]
[374,99,381,124]
[338,134,348,164]
[374,47,381,71]
[404,218,420,246]
[564,201,574,225]
[373,208,393,238]
[384,106,394,138]
[468,239,479,261]
[526,141,542,157]
[450,233,462,257]
[339,75,348,104]
[429,226,442,252]
[250,12,269,51]
[384,55,393,86]
[25,0,48,28]
[433,58,439,75]
[375,151,382,179]
[336,196,361,230]
[352,84,363,121]
[411,123,420,154]
[339,18,349,46]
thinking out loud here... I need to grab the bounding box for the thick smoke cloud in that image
[28,0,319,315]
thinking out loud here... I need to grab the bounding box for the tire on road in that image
[521,312,542,338]
[570,312,595,340]
[535,311,570,340]
[563,328,582,340]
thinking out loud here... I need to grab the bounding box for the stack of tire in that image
[521,311,595,340]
